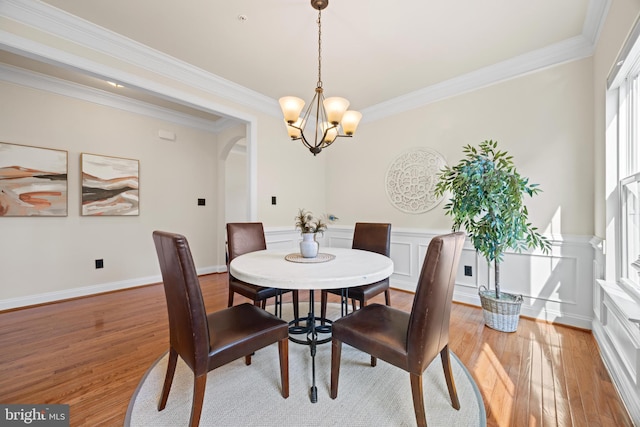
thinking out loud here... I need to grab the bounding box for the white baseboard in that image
[0,265,225,311]
[592,320,640,425]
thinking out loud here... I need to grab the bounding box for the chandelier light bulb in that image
[322,123,339,143]
[285,118,304,139]
[279,97,305,124]
[323,97,350,125]
[341,111,363,136]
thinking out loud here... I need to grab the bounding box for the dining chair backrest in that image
[407,231,465,373]
[226,222,267,265]
[153,230,209,375]
[352,222,391,257]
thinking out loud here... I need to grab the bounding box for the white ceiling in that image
[29,0,597,113]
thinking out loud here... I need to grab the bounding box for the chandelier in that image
[279,0,362,156]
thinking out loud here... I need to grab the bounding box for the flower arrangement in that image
[294,208,338,235]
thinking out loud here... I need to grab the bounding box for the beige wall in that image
[0,81,219,300]
[326,58,594,236]
[255,117,328,227]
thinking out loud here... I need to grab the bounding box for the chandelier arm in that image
[319,123,337,147]
[299,133,313,151]
[321,132,352,150]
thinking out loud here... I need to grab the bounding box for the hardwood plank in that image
[0,273,633,427]
[489,328,521,426]
[538,322,558,426]
[512,327,533,426]
[558,326,589,426]
[548,323,572,426]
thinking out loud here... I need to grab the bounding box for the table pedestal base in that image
[287,289,350,403]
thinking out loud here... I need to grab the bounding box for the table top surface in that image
[229,247,394,290]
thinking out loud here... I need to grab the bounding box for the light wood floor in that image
[0,273,632,426]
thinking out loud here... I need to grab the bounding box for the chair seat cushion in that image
[207,303,289,370]
[326,279,389,301]
[332,303,409,369]
[229,277,286,301]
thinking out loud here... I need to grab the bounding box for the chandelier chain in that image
[317,9,322,87]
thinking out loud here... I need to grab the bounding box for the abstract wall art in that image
[81,153,139,216]
[0,142,68,216]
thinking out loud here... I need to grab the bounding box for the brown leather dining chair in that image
[153,230,290,427]
[226,222,299,321]
[320,222,391,321]
[330,232,465,427]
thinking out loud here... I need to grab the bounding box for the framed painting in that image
[0,142,68,216]
[81,153,139,216]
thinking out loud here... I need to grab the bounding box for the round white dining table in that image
[229,247,394,291]
[229,246,394,403]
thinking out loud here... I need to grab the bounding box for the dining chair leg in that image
[384,289,391,306]
[227,290,234,307]
[330,339,342,399]
[278,337,289,398]
[440,346,460,409]
[189,374,207,427]
[158,348,178,411]
[273,291,282,317]
[410,372,428,427]
[320,291,328,325]
[293,290,300,326]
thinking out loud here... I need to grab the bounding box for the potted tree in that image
[435,140,550,332]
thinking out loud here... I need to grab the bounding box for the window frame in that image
[608,17,640,303]
[619,172,640,293]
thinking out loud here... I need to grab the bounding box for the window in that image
[621,173,640,289]
[608,19,640,300]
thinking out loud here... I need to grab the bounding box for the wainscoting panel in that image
[264,226,597,330]
[389,241,412,279]
[593,280,640,424]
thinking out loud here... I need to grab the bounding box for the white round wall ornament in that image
[385,148,448,214]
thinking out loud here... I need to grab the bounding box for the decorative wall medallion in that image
[385,148,447,214]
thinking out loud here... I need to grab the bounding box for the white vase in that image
[300,232,319,258]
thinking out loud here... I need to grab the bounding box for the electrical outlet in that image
[271,196,277,205]
[197,198,206,206]
[464,265,472,276]
[95,259,104,269]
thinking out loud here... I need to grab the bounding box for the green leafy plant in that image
[434,140,550,299]
[294,209,338,235]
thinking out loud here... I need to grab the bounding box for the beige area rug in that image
[126,303,486,427]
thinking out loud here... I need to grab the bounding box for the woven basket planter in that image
[479,286,523,332]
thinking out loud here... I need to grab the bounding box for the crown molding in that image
[362,0,611,123]
[362,35,594,122]
[0,62,232,133]
[1,0,610,124]
[362,0,610,122]
[0,0,280,118]
[582,0,611,45]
